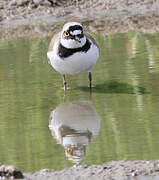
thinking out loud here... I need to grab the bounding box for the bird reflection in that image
[49,101,100,164]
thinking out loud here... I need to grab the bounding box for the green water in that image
[0,31,159,172]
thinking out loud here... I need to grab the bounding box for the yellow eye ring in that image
[66,147,73,155]
[64,31,69,37]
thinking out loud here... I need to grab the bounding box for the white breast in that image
[47,43,99,75]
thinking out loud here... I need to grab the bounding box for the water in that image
[0,31,159,173]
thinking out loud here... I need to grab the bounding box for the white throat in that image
[60,34,86,49]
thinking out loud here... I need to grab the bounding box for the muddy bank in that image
[1,0,159,38]
[23,160,159,180]
[2,160,159,180]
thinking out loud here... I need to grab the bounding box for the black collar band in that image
[58,39,91,58]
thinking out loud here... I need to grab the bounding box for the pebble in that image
[21,0,29,6]
[33,0,51,6]
[131,172,136,176]
[0,165,23,179]
[9,0,29,6]
[33,0,42,5]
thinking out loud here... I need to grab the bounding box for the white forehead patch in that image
[70,30,82,36]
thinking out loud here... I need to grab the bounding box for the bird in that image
[47,22,99,90]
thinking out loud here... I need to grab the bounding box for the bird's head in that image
[60,22,86,49]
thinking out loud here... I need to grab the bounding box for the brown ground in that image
[1,160,159,179]
[1,0,159,38]
[24,160,159,180]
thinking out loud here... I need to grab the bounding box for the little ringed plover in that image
[47,22,99,90]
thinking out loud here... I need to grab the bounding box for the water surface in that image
[0,31,159,172]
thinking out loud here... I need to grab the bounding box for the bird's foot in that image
[62,86,70,91]
[88,84,95,88]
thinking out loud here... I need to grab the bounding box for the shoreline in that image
[1,12,159,39]
[1,1,159,39]
[1,160,159,179]
[19,160,159,179]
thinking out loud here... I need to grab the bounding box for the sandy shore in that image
[1,160,159,179]
[24,160,159,180]
[1,0,159,38]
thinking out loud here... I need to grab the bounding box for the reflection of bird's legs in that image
[88,72,92,89]
[63,75,67,91]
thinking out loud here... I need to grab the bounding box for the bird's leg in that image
[63,74,67,90]
[88,72,92,90]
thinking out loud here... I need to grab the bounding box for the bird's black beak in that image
[74,36,81,43]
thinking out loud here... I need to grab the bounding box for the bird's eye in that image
[66,147,73,155]
[64,31,69,37]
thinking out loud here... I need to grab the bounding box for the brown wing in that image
[48,32,61,52]
[85,33,99,49]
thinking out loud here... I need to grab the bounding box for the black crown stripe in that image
[68,25,83,32]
